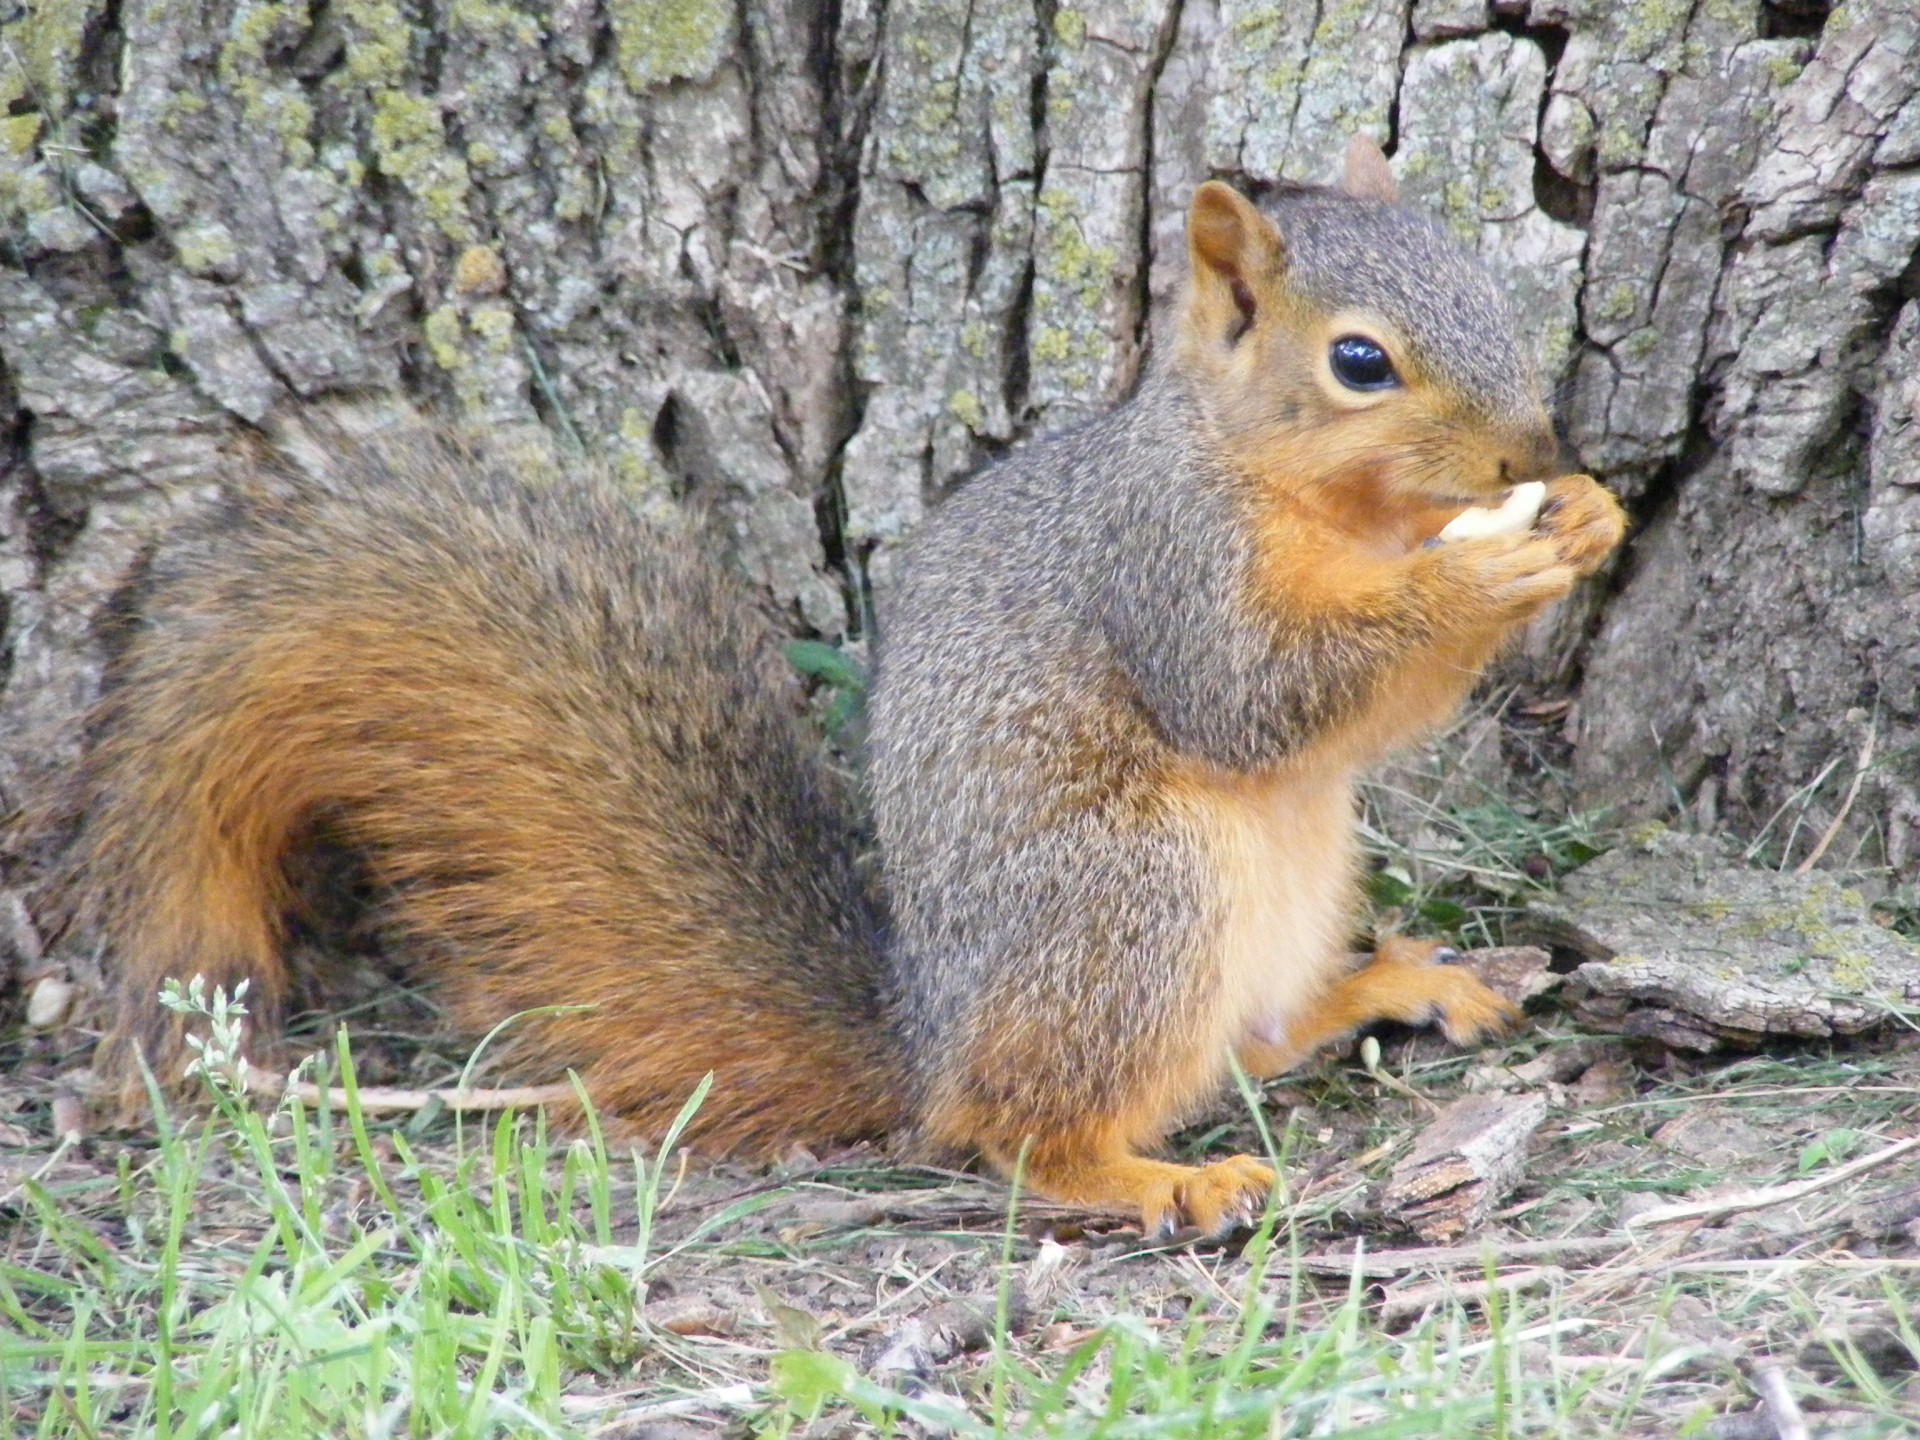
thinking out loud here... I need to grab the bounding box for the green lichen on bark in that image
[946,389,984,430]
[4,0,104,120]
[1618,0,1691,64]
[609,406,680,510]
[336,0,412,86]
[448,0,542,46]
[1230,4,1307,101]
[1028,183,1122,398]
[175,222,240,277]
[321,0,476,239]
[424,298,526,416]
[1,115,41,159]
[1765,52,1805,86]
[217,2,317,163]
[422,304,466,371]
[1313,0,1376,47]
[608,0,732,91]
[883,39,967,178]
[1597,280,1643,322]
[369,91,475,238]
[217,1,326,164]
[1036,189,1118,312]
[0,0,104,224]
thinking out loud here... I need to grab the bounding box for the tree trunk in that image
[1,0,1914,881]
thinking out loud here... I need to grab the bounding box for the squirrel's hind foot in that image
[1021,1149,1276,1240]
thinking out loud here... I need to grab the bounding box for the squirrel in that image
[30,138,1624,1236]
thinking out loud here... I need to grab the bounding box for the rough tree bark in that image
[0,0,1915,903]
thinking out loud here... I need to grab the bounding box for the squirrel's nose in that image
[1501,427,1560,486]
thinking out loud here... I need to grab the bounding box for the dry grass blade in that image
[1792,712,1877,876]
[561,1382,758,1429]
[1380,1266,1566,1327]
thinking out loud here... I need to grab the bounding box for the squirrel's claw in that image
[1539,473,1627,577]
[1138,1154,1277,1240]
[1429,974,1523,1047]
[1028,1151,1277,1242]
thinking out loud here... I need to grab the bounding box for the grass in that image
[1355,694,1613,949]
[3,714,1918,1437]
[4,1015,1916,1437]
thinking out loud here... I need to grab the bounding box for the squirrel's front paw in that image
[1438,531,1575,622]
[1419,966,1523,1047]
[1538,474,1626,577]
[1365,939,1523,1046]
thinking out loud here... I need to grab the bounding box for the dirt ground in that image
[5,992,1917,1437]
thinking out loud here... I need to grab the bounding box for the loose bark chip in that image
[1380,1090,1549,1243]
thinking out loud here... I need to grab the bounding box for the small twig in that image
[1295,1235,1628,1277]
[562,1382,757,1428]
[1794,711,1877,875]
[1666,1257,1920,1274]
[1445,1318,1594,1359]
[1380,1266,1565,1327]
[1624,1133,1920,1230]
[1753,1364,1810,1440]
[245,1063,574,1113]
[1359,1035,1442,1115]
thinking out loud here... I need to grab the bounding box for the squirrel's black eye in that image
[1329,335,1397,391]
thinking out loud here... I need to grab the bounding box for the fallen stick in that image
[1665,1257,1920,1275]
[1380,1266,1565,1327]
[561,1382,757,1427]
[244,1061,575,1113]
[1753,1365,1810,1440]
[1295,1235,1628,1278]
[1624,1134,1920,1230]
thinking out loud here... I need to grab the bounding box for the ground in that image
[2,739,1917,1437]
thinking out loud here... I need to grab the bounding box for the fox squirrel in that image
[32,138,1623,1235]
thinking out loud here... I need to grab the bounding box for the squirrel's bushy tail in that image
[39,425,903,1151]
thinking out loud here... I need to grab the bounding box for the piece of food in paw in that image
[1438,480,1547,542]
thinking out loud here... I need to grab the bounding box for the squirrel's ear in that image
[1341,136,1398,204]
[1187,181,1286,342]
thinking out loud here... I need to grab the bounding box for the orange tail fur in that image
[37,429,903,1152]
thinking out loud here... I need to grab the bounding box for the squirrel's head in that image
[1175,138,1557,509]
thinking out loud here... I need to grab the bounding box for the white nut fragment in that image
[1438,480,1547,542]
[25,975,76,1029]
